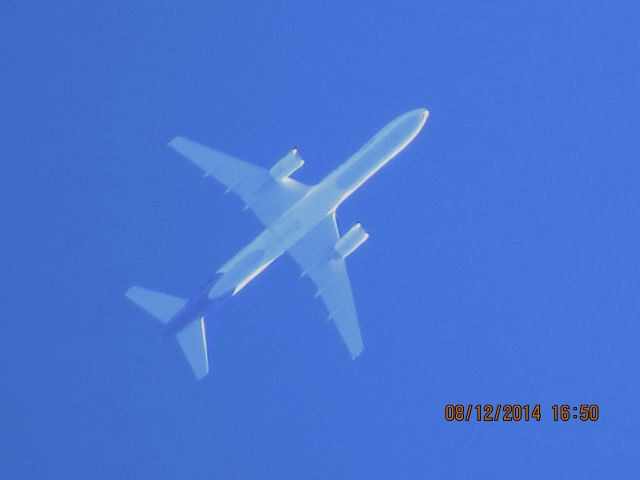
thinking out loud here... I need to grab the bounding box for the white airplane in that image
[126,108,429,379]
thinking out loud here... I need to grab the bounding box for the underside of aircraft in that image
[126,109,429,379]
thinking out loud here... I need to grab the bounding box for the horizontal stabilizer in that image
[125,286,187,324]
[176,317,210,380]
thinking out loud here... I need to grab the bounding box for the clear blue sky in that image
[2,1,639,478]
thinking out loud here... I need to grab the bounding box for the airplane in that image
[125,108,429,379]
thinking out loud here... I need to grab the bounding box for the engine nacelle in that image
[333,223,369,259]
[269,148,304,181]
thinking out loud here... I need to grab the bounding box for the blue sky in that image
[2,1,639,478]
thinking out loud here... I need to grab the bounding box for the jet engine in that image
[269,148,304,180]
[334,223,369,259]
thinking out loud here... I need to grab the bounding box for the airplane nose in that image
[415,108,430,123]
[409,108,429,133]
[421,109,430,127]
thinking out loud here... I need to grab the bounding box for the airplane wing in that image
[168,137,310,226]
[287,214,364,359]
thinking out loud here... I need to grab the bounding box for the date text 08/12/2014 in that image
[444,404,600,422]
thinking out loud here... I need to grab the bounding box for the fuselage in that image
[164,108,429,333]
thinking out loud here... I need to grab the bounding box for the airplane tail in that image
[125,286,210,379]
[125,286,187,323]
[175,317,209,379]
